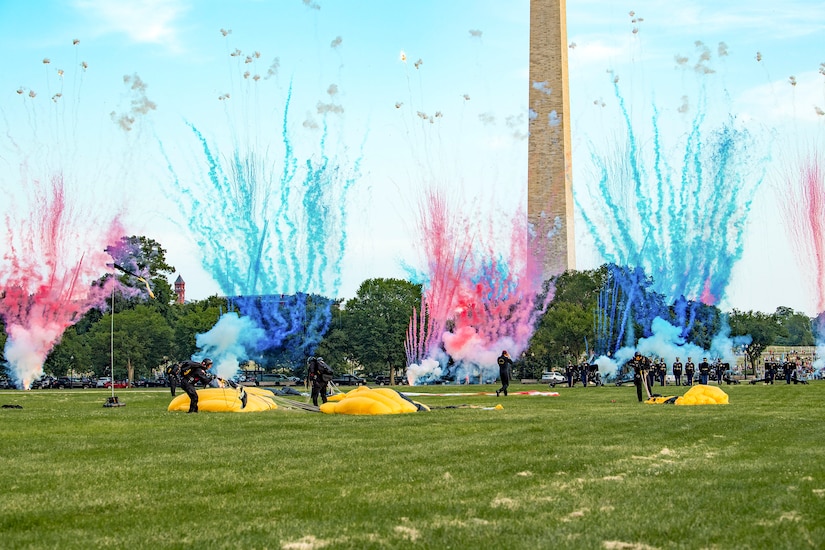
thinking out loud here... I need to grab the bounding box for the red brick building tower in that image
[174,275,185,305]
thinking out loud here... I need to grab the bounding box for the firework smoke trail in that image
[165,68,361,366]
[779,154,825,367]
[780,154,825,313]
[0,175,123,389]
[578,77,767,338]
[405,189,553,384]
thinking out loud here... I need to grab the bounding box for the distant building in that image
[174,275,185,304]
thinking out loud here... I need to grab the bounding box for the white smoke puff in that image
[593,355,618,378]
[634,317,706,369]
[316,101,344,114]
[330,36,342,48]
[6,324,65,389]
[710,319,750,365]
[406,358,443,385]
[478,112,495,125]
[194,312,265,380]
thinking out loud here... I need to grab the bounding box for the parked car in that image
[33,376,56,389]
[96,377,112,388]
[331,373,366,386]
[53,377,93,389]
[133,378,149,388]
[373,374,407,385]
[147,377,168,387]
[249,373,297,386]
[104,380,129,389]
[540,371,566,386]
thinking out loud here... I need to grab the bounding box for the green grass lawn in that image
[1,382,823,549]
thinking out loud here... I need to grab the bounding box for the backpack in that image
[318,361,334,381]
[166,363,181,378]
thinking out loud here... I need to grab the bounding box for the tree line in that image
[0,237,816,382]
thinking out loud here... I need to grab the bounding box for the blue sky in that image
[0,0,824,315]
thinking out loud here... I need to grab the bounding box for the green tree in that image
[773,307,814,346]
[728,309,781,376]
[532,301,593,365]
[529,268,599,365]
[313,301,349,379]
[342,278,422,382]
[88,305,174,380]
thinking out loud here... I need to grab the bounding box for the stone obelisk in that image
[528,0,574,278]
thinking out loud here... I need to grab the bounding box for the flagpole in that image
[110,281,115,400]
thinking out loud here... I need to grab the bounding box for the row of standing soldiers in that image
[564,362,601,387]
[761,360,805,384]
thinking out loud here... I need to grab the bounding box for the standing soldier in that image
[657,359,667,386]
[565,362,575,388]
[783,360,794,384]
[630,352,652,402]
[579,360,589,388]
[179,358,215,413]
[685,357,696,386]
[307,356,333,406]
[698,357,711,385]
[765,361,775,384]
[715,360,725,385]
[646,358,656,391]
[496,350,513,397]
[672,357,683,386]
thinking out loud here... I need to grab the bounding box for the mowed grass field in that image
[1,382,823,549]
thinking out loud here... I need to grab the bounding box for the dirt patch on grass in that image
[603,540,660,549]
[281,535,330,550]
[394,525,420,541]
[491,496,519,510]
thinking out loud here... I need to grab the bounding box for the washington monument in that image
[528,0,574,278]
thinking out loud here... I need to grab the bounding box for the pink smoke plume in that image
[0,173,123,389]
[780,154,825,313]
[405,188,555,383]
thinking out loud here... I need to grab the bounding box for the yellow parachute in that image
[645,384,729,406]
[320,386,429,415]
[167,386,278,412]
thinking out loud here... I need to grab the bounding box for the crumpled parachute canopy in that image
[320,386,429,415]
[168,386,278,412]
[645,384,729,406]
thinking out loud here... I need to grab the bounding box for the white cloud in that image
[737,70,825,126]
[73,0,190,52]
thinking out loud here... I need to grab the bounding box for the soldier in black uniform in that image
[645,358,656,390]
[629,351,651,402]
[715,360,725,385]
[698,357,711,385]
[307,356,333,406]
[672,357,683,386]
[656,359,667,386]
[765,361,775,384]
[684,357,695,386]
[565,362,575,387]
[496,350,513,397]
[179,358,215,413]
[579,360,589,388]
[783,360,794,384]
